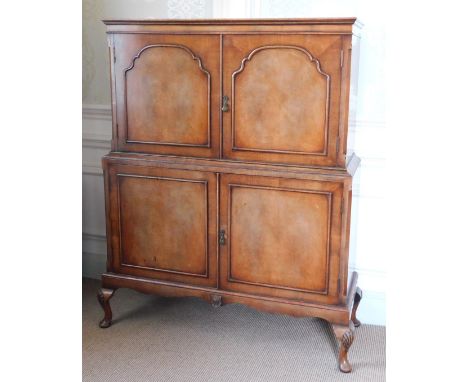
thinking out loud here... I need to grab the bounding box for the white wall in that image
[83,0,386,325]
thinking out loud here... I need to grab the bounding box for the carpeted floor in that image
[83,278,385,382]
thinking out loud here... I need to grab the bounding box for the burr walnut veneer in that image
[98,18,363,373]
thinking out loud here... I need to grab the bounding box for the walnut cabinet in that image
[99,18,363,373]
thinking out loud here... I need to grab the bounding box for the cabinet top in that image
[103,18,360,25]
[103,18,362,35]
[103,152,361,179]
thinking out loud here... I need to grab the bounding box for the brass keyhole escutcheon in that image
[221,95,229,112]
[219,229,226,245]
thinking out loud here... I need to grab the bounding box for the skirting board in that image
[82,233,386,325]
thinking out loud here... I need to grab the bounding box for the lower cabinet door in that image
[106,163,217,287]
[219,174,343,304]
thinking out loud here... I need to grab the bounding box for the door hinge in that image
[113,46,116,63]
[340,50,344,67]
[336,136,340,154]
[338,278,341,294]
[219,229,226,245]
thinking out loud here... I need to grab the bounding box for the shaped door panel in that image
[112,34,220,158]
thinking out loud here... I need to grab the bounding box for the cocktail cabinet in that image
[98,18,363,373]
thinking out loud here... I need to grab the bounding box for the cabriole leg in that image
[351,287,363,327]
[332,321,355,373]
[97,288,115,328]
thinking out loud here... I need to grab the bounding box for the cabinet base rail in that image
[98,271,362,373]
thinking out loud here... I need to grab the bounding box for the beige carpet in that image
[83,278,385,382]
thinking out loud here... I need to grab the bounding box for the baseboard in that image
[82,104,111,120]
[82,104,112,150]
[82,233,107,279]
[355,290,386,326]
[82,232,386,325]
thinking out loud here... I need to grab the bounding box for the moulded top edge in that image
[102,152,359,180]
[102,17,360,26]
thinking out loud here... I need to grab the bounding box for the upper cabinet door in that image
[222,35,344,167]
[112,34,220,158]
